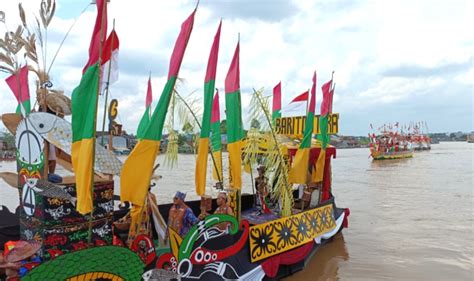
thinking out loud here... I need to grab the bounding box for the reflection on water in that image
[286,234,349,281]
[1,142,473,280]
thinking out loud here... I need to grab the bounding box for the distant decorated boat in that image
[468,133,474,143]
[410,134,432,151]
[0,1,349,280]
[408,121,431,151]
[368,127,414,160]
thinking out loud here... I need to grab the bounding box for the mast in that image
[87,0,107,246]
[101,19,116,149]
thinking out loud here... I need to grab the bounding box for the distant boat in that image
[0,153,16,161]
[368,130,414,160]
[468,133,474,143]
[411,134,431,151]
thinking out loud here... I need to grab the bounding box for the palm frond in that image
[242,127,263,169]
[175,90,201,133]
[164,127,179,168]
[248,91,272,131]
[249,88,294,217]
[164,91,178,168]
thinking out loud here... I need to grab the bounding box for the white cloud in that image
[1,0,473,136]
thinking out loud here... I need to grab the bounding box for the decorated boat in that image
[368,125,414,160]
[407,121,431,151]
[468,133,474,143]
[0,1,349,280]
[410,134,431,151]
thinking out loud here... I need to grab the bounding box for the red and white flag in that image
[100,29,119,93]
[5,65,30,116]
[281,90,309,116]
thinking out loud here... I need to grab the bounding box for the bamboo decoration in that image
[249,88,294,217]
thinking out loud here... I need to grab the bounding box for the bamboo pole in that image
[87,0,107,246]
[101,19,115,147]
[248,160,257,207]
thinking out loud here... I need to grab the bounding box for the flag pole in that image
[148,71,152,119]
[209,88,223,185]
[100,19,115,147]
[330,71,334,89]
[305,88,310,114]
[88,0,107,246]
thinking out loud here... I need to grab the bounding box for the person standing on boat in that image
[167,191,198,237]
[255,165,272,214]
[214,192,234,231]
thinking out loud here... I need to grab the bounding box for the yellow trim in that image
[275,113,339,137]
[67,272,124,281]
[371,150,414,160]
[249,204,336,262]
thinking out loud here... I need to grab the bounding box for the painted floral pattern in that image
[249,204,336,262]
[274,219,297,250]
[250,225,277,258]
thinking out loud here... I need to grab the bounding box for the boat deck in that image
[241,208,281,225]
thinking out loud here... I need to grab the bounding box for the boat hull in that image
[1,194,349,281]
[371,150,414,160]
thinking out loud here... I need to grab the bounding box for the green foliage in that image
[164,78,202,168]
[182,121,194,134]
[242,127,263,168]
[220,119,227,134]
[0,130,15,149]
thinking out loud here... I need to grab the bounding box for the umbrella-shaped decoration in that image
[4,240,42,263]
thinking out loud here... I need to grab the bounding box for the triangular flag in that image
[5,65,30,116]
[100,29,119,93]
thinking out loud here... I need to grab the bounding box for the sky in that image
[0,0,472,136]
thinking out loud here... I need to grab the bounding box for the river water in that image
[1,142,473,280]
